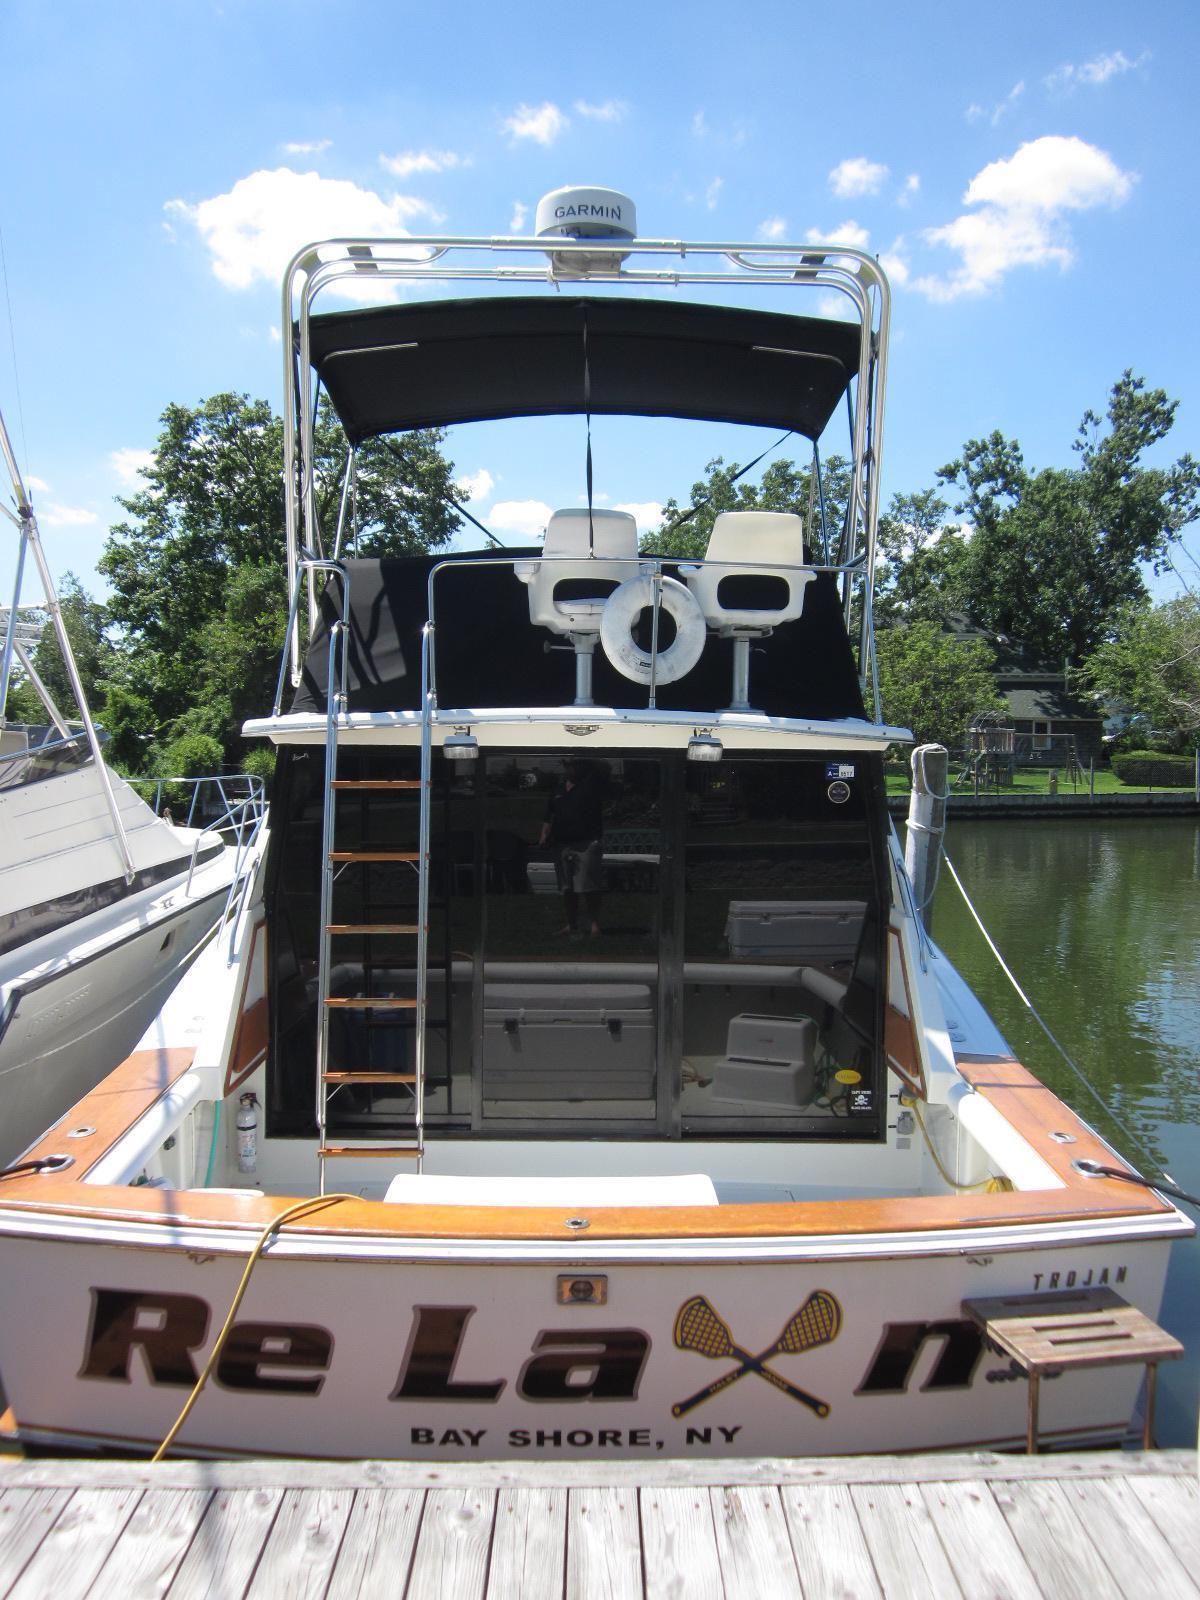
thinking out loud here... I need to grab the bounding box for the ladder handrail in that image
[316,565,427,1188]
[315,568,351,1191]
[415,621,436,1144]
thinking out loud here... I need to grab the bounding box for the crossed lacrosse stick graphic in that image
[671,1291,842,1419]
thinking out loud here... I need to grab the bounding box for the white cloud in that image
[897,174,920,208]
[281,138,331,155]
[817,292,855,321]
[510,201,528,232]
[757,216,788,241]
[25,474,50,493]
[966,80,1025,127]
[692,111,708,138]
[574,99,627,123]
[502,103,568,146]
[165,168,441,291]
[380,149,466,177]
[704,178,723,211]
[613,501,663,536]
[806,220,870,250]
[879,248,910,287]
[40,502,98,527]
[1046,49,1148,91]
[110,447,153,487]
[456,468,494,503]
[490,499,554,538]
[966,135,1133,212]
[829,157,889,198]
[913,135,1134,301]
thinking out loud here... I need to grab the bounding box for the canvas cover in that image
[291,553,867,720]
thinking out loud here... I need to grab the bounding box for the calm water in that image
[931,816,1200,1447]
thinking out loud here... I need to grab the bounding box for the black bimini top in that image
[304,297,862,444]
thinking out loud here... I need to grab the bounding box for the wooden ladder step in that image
[329,851,420,862]
[326,923,420,935]
[319,1144,423,1159]
[324,997,418,1010]
[331,780,423,790]
[323,1072,417,1085]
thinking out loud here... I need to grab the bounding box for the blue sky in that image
[2,0,1197,602]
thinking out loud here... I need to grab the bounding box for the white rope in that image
[941,847,1174,1185]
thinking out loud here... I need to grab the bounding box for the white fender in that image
[600,575,707,685]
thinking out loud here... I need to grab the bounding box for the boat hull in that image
[0,871,233,1165]
[0,1222,1173,1459]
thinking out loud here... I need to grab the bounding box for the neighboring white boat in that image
[0,417,262,1165]
[0,190,1189,1460]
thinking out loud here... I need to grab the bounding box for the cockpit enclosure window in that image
[265,746,888,1142]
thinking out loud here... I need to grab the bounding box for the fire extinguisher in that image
[236,1092,258,1175]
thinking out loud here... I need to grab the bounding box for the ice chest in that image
[483,982,654,1106]
[724,899,865,961]
[711,1012,817,1110]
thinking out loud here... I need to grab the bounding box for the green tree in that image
[876,621,1005,748]
[937,373,1199,665]
[100,392,461,761]
[21,576,112,722]
[643,454,851,559]
[1081,595,1200,751]
[875,490,968,626]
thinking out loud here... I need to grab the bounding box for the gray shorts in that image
[556,840,603,893]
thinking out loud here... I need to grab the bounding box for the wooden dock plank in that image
[711,1486,799,1600]
[0,1452,1196,1600]
[86,1489,213,1600]
[990,1479,1127,1600]
[325,1489,425,1600]
[2,1450,1192,1492]
[920,1481,1043,1600]
[487,1487,566,1600]
[244,1487,354,1600]
[165,1486,283,1600]
[0,1488,74,1594]
[407,1489,495,1600]
[781,1482,883,1599]
[640,1486,722,1600]
[1126,1473,1200,1572]
[852,1483,965,1600]
[1058,1478,1200,1600]
[566,1487,642,1600]
[5,1486,142,1600]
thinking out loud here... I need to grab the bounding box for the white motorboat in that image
[0,189,1189,1460]
[0,418,262,1164]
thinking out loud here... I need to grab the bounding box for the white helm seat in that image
[517,508,643,633]
[680,510,814,631]
[515,508,645,704]
[679,510,815,710]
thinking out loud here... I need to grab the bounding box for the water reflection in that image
[931,816,1200,1446]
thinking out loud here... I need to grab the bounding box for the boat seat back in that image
[516,508,644,634]
[681,510,814,632]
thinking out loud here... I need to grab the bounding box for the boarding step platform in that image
[962,1287,1184,1453]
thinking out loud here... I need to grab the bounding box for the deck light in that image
[443,732,479,760]
[687,733,723,762]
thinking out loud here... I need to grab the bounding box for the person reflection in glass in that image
[539,759,605,936]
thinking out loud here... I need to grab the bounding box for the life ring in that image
[600,575,706,685]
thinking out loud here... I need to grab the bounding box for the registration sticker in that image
[825,762,855,779]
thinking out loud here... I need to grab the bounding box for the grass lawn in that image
[884,765,1195,797]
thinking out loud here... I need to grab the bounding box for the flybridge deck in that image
[278,196,891,704]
